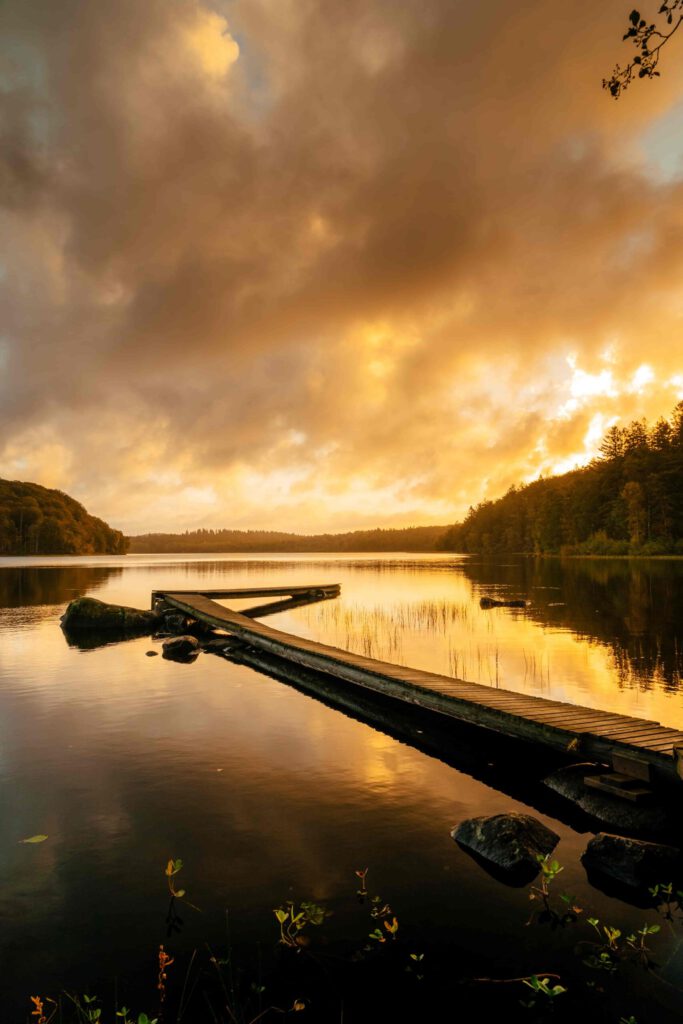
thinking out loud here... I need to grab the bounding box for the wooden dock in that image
[154,586,683,787]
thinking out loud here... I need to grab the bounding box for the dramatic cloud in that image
[1,0,683,533]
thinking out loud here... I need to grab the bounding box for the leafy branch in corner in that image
[604,2,683,97]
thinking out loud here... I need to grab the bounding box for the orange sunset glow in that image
[2,0,683,534]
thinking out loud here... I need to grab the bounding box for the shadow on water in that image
[460,556,683,692]
[61,626,150,650]
[222,642,683,861]
[58,610,682,861]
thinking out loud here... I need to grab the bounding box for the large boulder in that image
[162,635,201,662]
[452,812,559,884]
[582,832,682,888]
[61,597,159,633]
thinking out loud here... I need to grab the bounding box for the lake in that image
[2,552,683,1021]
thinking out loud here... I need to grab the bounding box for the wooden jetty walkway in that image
[153,585,683,789]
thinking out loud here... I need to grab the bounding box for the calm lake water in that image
[2,552,683,1021]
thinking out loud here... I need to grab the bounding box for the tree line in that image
[440,402,683,555]
[0,479,128,555]
[130,524,447,553]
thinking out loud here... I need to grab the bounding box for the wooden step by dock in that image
[153,586,683,788]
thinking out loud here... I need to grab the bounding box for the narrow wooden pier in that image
[153,586,683,786]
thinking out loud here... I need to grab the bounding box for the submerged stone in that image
[582,832,682,888]
[162,635,201,662]
[452,812,559,884]
[479,597,527,609]
[61,597,159,633]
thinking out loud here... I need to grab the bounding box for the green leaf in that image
[20,834,48,844]
[630,9,641,25]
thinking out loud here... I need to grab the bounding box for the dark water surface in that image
[2,553,683,1021]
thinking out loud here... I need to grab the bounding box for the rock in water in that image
[162,635,201,662]
[582,832,682,888]
[162,612,189,634]
[479,597,527,609]
[61,597,159,633]
[452,812,559,883]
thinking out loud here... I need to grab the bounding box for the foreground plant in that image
[115,1011,156,1024]
[604,2,683,97]
[582,917,661,971]
[649,881,683,922]
[527,854,583,930]
[273,900,330,949]
[30,995,55,1024]
[519,974,567,1011]
[164,859,186,900]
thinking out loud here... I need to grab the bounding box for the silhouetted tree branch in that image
[604,2,683,98]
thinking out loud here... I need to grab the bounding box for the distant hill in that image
[129,524,448,553]
[0,479,128,556]
[441,403,683,555]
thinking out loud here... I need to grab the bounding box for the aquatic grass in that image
[295,597,564,695]
[299,599,514,685]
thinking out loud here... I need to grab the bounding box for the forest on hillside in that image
[0,480,128,555]
[130,524,447,553]
[441,403,683,555]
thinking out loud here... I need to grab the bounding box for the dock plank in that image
[158,590,683,784]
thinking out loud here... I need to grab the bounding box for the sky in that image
[2,0,683,536]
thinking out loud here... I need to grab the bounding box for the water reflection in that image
[0,565,122,608]
[1,554,683,1020]
[461,557,683,694]
[289,555,683,728]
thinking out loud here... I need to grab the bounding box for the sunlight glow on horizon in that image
[2,0,683,534]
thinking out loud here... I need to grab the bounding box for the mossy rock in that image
[452,812,559,884]
[582,832,682,888]
[61,597,159,633]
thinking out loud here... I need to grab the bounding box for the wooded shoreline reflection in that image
[1,555,682,699]
[461,556,683,692]
[0,566,122,608]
